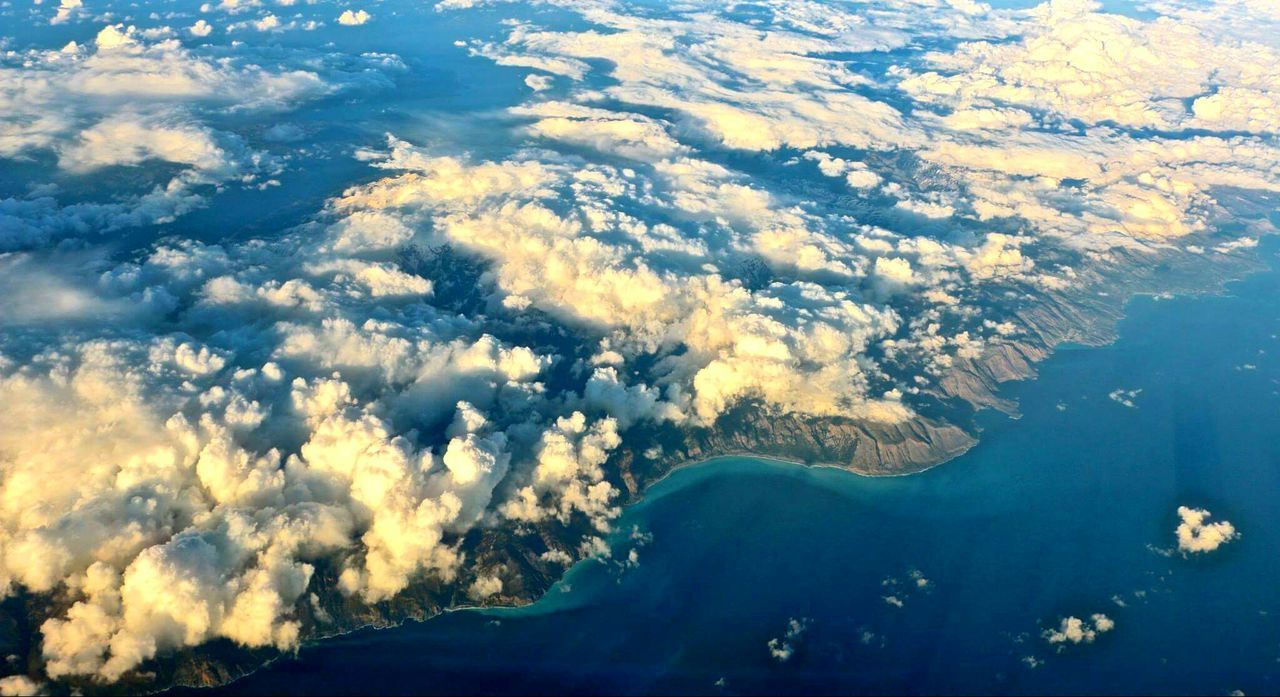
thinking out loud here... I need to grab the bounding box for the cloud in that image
[0,252,149,325]
[467,574,503,601]
[253,14,282,32]
[0,203,561,681]
[880,568,930,608]
[57,114,238,174]
[0,330,531,678]
[1175,506,1239,554]
[190,19,214,37]
[802,150,882,189]
[1107,388,1141,409]
[337,9,371,26]
[1044,613,1114,645]
[473,7,919,153]
[499,412,623,531]
[512,101,689,162]
[5,0,1280,689]
[50,0,83,25]
[767,617,809,662]
[335,141,911,425]
[524,74,553,92]
[0,676,43,696]
[899,1,1280,132]
[0,24,346,251]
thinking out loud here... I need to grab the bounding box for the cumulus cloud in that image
[901,0,1280,133]
[803,150,881,189]
[767,617,809,662]
[334,139,912,426]
[0,676,43,696]
[1044,613,1114,646]
[337,9,371,26]
[0,29,321,249]
[1107,388,1142,409]
[190,19,214,37]
[0,324,540,678]
[432,0,1280,437]
[524,74,553,92]
[50,0,84,25]
[0,177,565,683]
[1175,506,1239,554]
[879,568,930,608]
[467,574,503,601]
[499,412,622,531]
[57,115,237,174]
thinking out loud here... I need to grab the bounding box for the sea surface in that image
[205,243,1280,696]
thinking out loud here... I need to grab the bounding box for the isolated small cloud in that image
[50,0,83,25]
[337,9,370,25]
[1176,506,1239,554]
[1044,613,1114,646]
[880,568,930,608]
[189,19,214,37]
[767,618,809,662]
[1108,388,1142,408]
[253,14,281,32]
[524,74,553,92]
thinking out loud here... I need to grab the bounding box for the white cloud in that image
[1044,613,1114,645]
[524,74,553,92]
[337,9,371,26]
[899,2,1280,132]
[1175,506,1239,554]
[0,24,344,251]
[1107,388,1142,409]
[766,617,809,662]
[0,203,569,681]
[467,574,503,600]
[189,19,214,37]
[0,676,43,696]
[500,412,622,530]
[803,150,882,189]
[254,14,282,31]
[50,0,83,25]
[512,101,689,162]
[58,115,236,174]
[335,142,911,425]
[95,25,138,51]
[0,325,542,679]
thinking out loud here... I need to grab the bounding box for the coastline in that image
[149,237,1280,696]
[0,227,1254,696]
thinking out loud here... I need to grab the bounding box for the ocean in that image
[205,245,1280,695]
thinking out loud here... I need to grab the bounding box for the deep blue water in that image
[207,245,1280,696]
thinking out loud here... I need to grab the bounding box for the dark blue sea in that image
[207,245,1280,696]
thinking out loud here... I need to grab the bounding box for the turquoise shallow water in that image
[206,243,1280,696]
